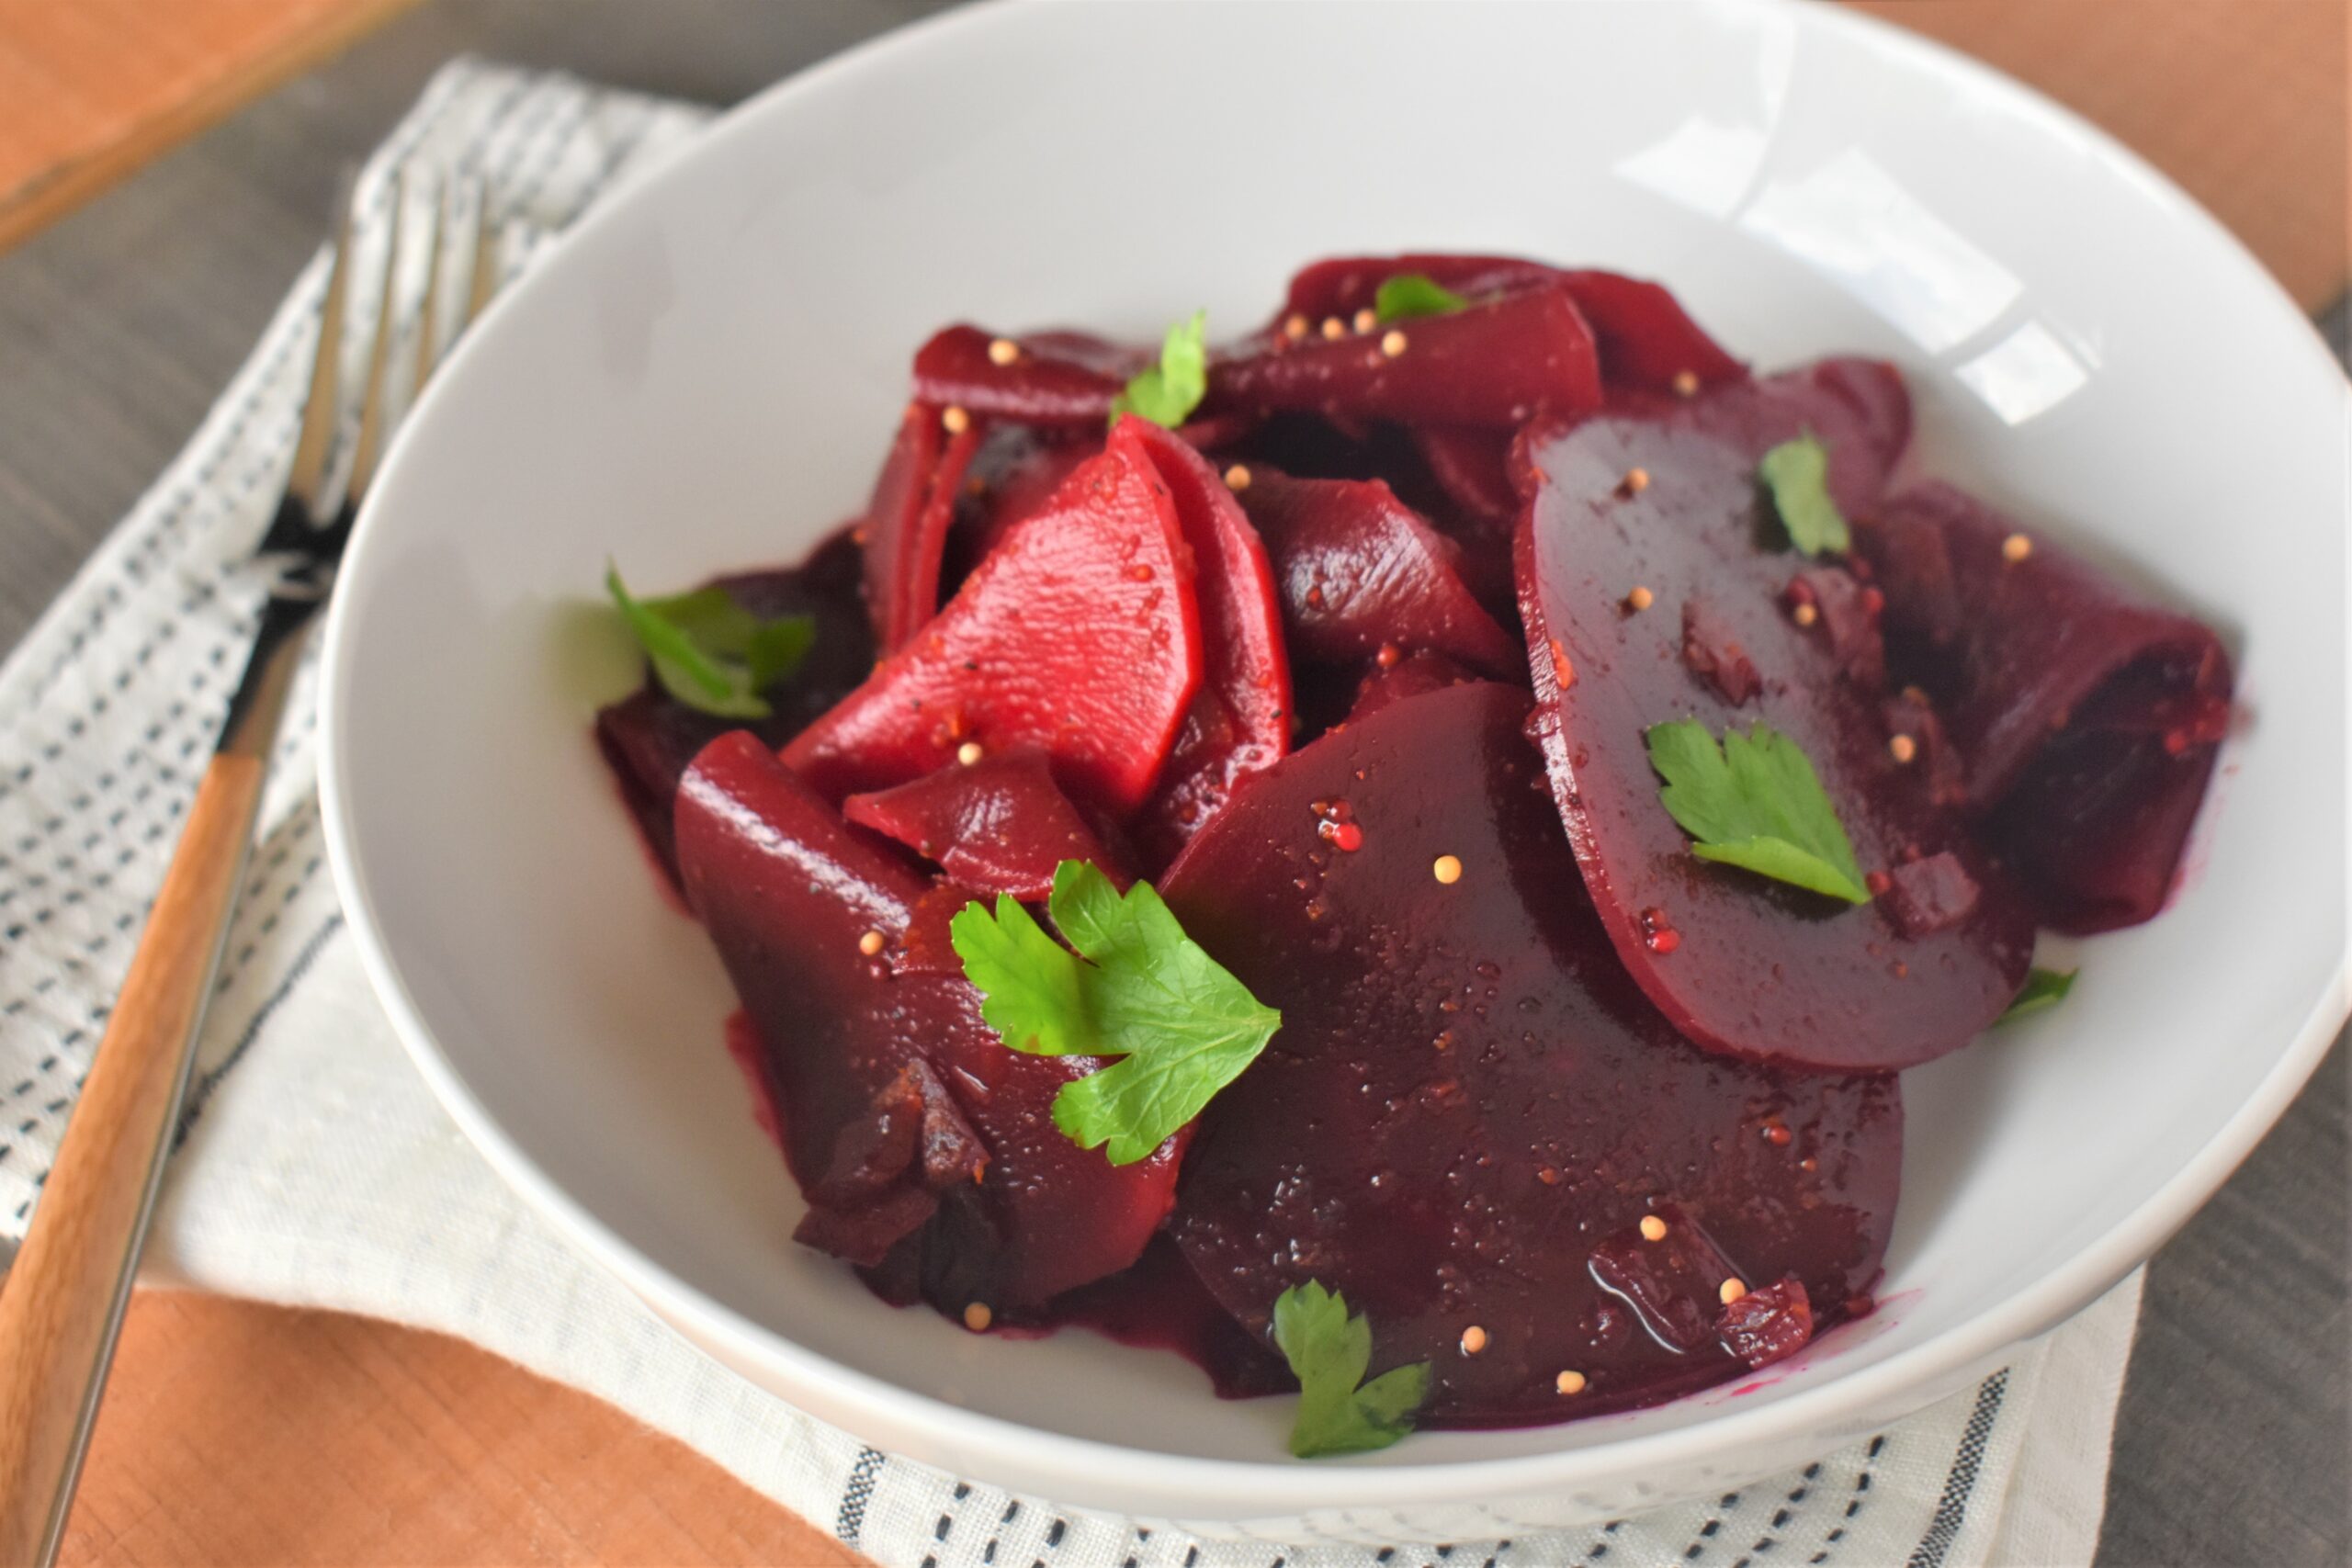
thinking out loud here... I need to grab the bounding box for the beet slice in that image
[912,325,1139,427]
[1861,482,2233,931]
[946,423,1099,592]
[842,749,1126,901]
[1276,254,1747,398]
[594,530,876,886]
[1206,286,1602,430]
[676,731,1182,1312]
[859,401,985,651]
[1120,423,1295,868]
[1516,415,2034,1069]
[1160,684,1900,1426]
[1585,357,1913,522]
[1346,649,1481,724]
[784,418,1204,818]
[1234,469,1521,679]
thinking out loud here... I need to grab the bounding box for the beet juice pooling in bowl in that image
[588,254,2231,1456]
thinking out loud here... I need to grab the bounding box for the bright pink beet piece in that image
[911,324,1139,427]
[1207,286,1601,430]
[860,401,984,652]
[842,749,1127,901]
[1862,482,2233,932]
[1126,423,1293,869]
[946,424,1098,591]
[1716,1278,1815,1369]
[1516,414,2034,1069]
[675,732,1182,1311]
[1276,254,1746,396]
[1159,683,1901,1426]
[594,531,876,886]
[1234,468,1521,679]
[783,418,1204,818]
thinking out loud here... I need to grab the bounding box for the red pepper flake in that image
[1311,799,1364,852]
[1764,1122,1793,1147]
[1547,638,1577,690]
[1375,641,1402,668]
[1638,907,1680,953]
[1861,586,1885,616]
[1864,869,1893,897]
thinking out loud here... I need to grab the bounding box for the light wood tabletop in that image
[0,4,2343,1565]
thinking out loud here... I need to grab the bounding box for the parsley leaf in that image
[606,564,815,719]
[1110,310,1209,429]
[1646,719,1871,903]
[1373,273,1469,322]
[1996,966,2076,1024]
[1272,1280,1430,1458]
[1758,434,1850,556]
[950,860,1281,1165]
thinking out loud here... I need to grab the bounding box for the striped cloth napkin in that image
[0,61,2141,1568]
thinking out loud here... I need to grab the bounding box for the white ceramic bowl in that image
[319,0,2349,1540]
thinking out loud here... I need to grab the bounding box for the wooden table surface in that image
[0,3,2343,1564]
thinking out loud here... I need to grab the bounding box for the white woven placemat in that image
[0,61,2137,1568]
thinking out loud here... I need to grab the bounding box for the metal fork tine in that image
[407,182,448,408]
[462,181,500,333]
[344,177,410,505]
[283,175,356,513]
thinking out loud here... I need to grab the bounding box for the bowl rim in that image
[318,0,2352,1517]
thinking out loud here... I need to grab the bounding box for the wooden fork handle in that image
[0,751,267,1564]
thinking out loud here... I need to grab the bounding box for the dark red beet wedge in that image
[1127,423,1293,869]
[1345,649,1481,724]
[1862,482,2233,932]
[784,418,1204,818]
[1233,469,1521,680]
[1207,286,1602,430]
[861,402,985,652]
[676,731,1182,1313]
[843,749,1126,901]
[594,531,876,886]
[1516,416,2034,1069]
[912,325,1140,428]
[1275,254,1746,397]
[1159,683,1900,1426]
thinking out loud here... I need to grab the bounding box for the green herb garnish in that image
[1996,966,2076,1024]
[1372,273,1469,322]
[1272,1280,1430,1459]
[1758,434,1850,557]
[951,859,1280,1165]
[605,565,814,719]
[1109,310,1209,429]
[1646,718,1871,903]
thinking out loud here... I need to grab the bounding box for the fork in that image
[0,175,503,1567]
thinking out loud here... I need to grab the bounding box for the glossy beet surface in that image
[1862,482,2233,931]
[1207,287,1602,430]
[676,732,1181,1312]
[1234,469,1521,680]
[1160,684,1901,1425]
[594,531,876,884]
[1276,254,1747,397]
[1127,423,1294,870]
[912,325,1139,427]
[862,401,984,653]
[1517,415,2034,1069]
[842,750,1126,901]
[784,418,1203,816]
